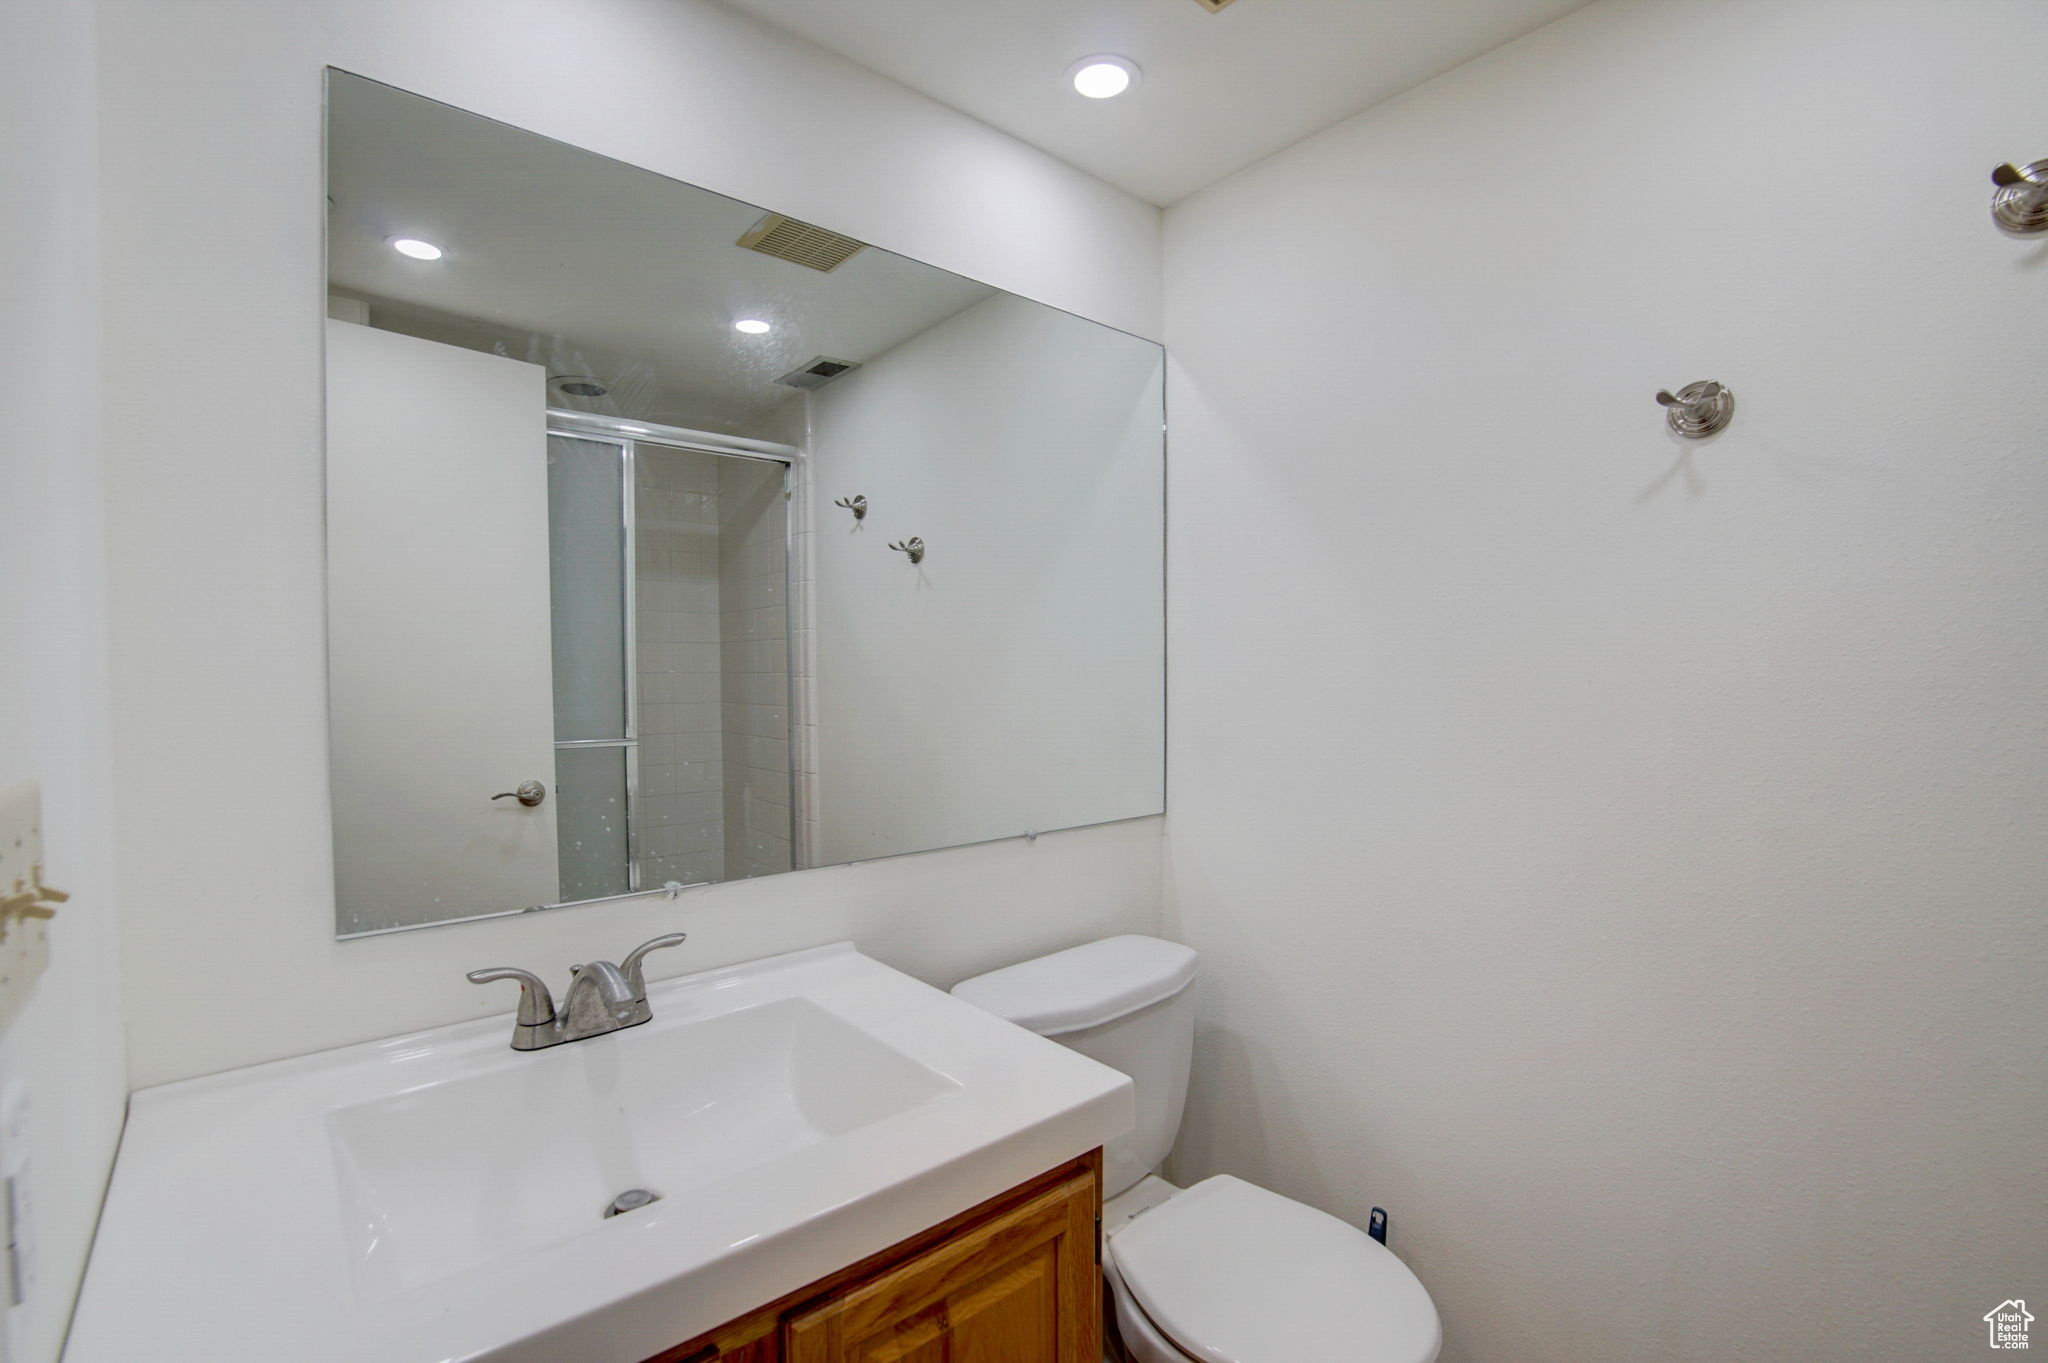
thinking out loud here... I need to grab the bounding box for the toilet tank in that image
[952,936,1199,1198]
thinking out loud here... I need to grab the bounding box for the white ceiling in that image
[719,0,1592,206]
[327,73,996,434]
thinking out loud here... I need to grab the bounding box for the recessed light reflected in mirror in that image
[389,237,444,260]
[1068,55,1139,99]
[734,319,772,334]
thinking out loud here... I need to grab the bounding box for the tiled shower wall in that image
[718,457,793,879]
[635,449,724,886]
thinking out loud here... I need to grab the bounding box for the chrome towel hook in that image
[1990,160,2048,235]
[834,493,867,521]
[1655,381,1734,439]
[888,536,925,564]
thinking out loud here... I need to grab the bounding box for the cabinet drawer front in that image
[785,1172,1098,1363]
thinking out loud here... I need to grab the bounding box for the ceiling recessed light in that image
[734,319,772,334]
[389,237,444,261]
[1068,55,1140,100]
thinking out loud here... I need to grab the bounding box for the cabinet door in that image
[784,1172,1098,1363]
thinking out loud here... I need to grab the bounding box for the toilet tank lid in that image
[951,936,1199,1036]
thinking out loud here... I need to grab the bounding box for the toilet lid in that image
[1109,1176,1441,1363]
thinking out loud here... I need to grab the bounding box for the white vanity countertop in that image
[66,943,1134,1363]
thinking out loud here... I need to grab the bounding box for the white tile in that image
[671,701,720,732]
[741,704,789,738]
[740,736,783,771]
[736,766,778,805]
[673,761,722,795]
[673,731,722,763]
[665,849,723,884]
[747,794,790,830]
[673,612,721,645]
[667,820,723,856]
[670,670,720,704]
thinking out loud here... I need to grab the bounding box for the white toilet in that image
[954,935,1441,1363]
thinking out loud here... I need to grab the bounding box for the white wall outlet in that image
[0,782,52,1034]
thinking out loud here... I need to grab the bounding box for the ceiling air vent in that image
[737,214,866,272]
[1190,0,1241,11]
[776,356,862,390]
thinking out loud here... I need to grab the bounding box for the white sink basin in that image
[331,996,958,1297]
[68,943,1133,1363]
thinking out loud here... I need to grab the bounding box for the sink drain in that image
[604,1188,661,1219]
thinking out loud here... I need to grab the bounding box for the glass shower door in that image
[547,432,635,902]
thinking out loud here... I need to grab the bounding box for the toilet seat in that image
[1107,1175,1441,1363]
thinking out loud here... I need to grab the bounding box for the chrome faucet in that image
[467,932,688,1050]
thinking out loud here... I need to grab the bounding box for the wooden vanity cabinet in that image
[641,1151,1102,1363]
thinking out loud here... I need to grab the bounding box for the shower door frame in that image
[543,408,798,913]
[546,425,642,902]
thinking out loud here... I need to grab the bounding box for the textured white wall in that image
[95,0,1162,1088]
[1162,3,2048,1360]
[0,3,125,1360]
[808,294,1166,866]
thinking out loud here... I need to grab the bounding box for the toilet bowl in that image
[952,937,1441,1363]
[1102,1174,1439,1363]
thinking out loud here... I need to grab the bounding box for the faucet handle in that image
[467,967,557,1026]
[620,932,688,996]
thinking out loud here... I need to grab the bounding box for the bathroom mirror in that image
[323,71,1165,936]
